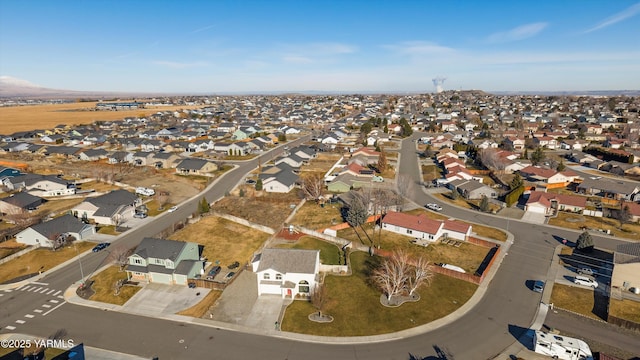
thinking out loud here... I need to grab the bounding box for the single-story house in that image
[611,243,640,292]
[175,158,218,176]
[0,192,44,214]
[15,214,95,248]
[263,170,298,193]
[125,237,205,286]
[448,179,497,200]
[251,248,320,298]
[71,189,140,225]
[524,191,588,214]
[381,211,472,242]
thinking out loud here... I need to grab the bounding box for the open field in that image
[0,102,203,134]
[289,201,343,230]
[89,265,141,305]
[609,298,640,323]
[281,251,477,336]
[298,153,342,174]
[212,191,301,230]
[548,212,640,241]
[0,239,27,259]
[0,241,94,284]
[168,215,270,267]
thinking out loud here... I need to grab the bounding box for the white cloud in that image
[486,22,548,43]
[152,60,209,69]
[584,2,640,33]
[383,41,455,56]
[282,56,313,64]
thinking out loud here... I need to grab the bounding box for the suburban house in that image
[519,166,580,186]
[381,211,472,242]
[0,166,23,178]
[577,177,640,201]
[611,243,640,294]
[71,189,140,225]
[251,248,320,298]
[0,192,44,214]
[448,179,497,200]
[524,191,588,215]
[175,158,218,176]
[3,173,74,197]
[125,237,205,286]
[15,214,95,248]
[262,170,298,193]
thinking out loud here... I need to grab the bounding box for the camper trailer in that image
[533,330,593,360]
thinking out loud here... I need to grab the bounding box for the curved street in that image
[0,133,636,359]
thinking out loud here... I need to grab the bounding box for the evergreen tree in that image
[510,173,524,190]
[450,187,459,200]
[576,231,594,252]
[198,197,210,214]
[255,178,263,191]
[556,159,566,171]
[479,195,490,212]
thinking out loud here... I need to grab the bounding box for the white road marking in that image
[31,281,48,286]
[39,288,49,293]
[53,290,61,296]
[27,287,40,292]
[57,295,64,299]
[46,289,56,295]
[0,294,3,297]
[42,304,51,308]
[25,314,34,318]
[20,286,32,291]
[5,326,16,330]
[15,320,25,324]
[3,289,13,292]
[42,301,66,316]
[49,299,59,304]
[34,309,43,313]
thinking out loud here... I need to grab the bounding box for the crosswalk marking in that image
[33,309,43,313]
[5,326,16,330]
[31,281,48,286]
[42,304,51,308]
[15,285,25,291]
[3,289,12,292]
[15,320,25,324]
[0,293,4,297]
[27,287,40,292]
[39,288,49,294]
[46,289,56,295]
[20,285,31,291]
[57,295,64,299]
[53,290,61,296]
[25,314,34,318]
[50,299,59,304]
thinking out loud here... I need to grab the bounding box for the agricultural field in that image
[0,101,203,134]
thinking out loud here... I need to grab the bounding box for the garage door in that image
[259,283,281,296]
[525,204,546,214]
[151,272,173,285]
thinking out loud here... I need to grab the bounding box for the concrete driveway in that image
[521,210,547,224]
[122,282,210,316]
[209,270,285,330]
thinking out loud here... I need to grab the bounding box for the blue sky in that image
[1,0,639,93]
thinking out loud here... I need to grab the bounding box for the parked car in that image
[533,280,545,293]
[426,203,443,211]
[134,212,148,219]
[577,267,597,276]
[574,276,598,288]
[227,261,240,269]
[92,242,110,252]
[188,282,196,289]
[168,206,178,213]
[206,266,221,279]
[224,272,236,280]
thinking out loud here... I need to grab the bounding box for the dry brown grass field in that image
[0,102,203,134]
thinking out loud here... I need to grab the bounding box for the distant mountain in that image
[0,76,170,99]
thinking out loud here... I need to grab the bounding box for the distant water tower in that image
[432,77,446,93]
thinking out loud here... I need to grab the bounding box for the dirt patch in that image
[211,190,302,229]
[274,227,306,241]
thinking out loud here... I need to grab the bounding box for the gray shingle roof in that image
[31,214,88,238]
[176,158,210,170]
[133,237,187,262]
[88,190,138,207]
[256,248,318,274]
[0,192,43,208]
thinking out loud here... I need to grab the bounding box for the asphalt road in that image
[0,133,635,359]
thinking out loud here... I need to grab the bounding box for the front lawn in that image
[548,212,640,241]
[281,251,477,336]
[89,265,141,305]
[609,298,640,323]
[550,283,605,321]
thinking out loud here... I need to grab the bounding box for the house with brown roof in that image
[524,191,587,215]
[381,211,472,242]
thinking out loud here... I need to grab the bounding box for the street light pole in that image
[75,243,84,283]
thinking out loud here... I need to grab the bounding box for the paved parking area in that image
[122,282,210,316]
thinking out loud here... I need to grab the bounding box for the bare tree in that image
[311,282,328,318]
[345,193,370,245]
[108,245,131,271]
[377,149,388,172]
[111,213,124,229]
[156,191,169,210]
[407,256,433,296]
[300,172,325,201]
[372,250,411,301]
[478,148,504,172]
[372,188,394,249]
[5,208,41,228]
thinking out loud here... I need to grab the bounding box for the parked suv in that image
[574,275,598,288]
[206,266,221,280]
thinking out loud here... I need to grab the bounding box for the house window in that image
[298,280,309,293]
[276,274,282,280]
[406,229,413,235]
[263,273,270,280]
[133,258,142,265]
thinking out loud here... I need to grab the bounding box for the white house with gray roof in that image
[71,189,140,225]
[251,248,320,298]
[125,237,205,285]
[15,214,95,248]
